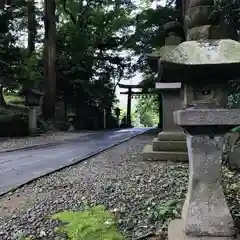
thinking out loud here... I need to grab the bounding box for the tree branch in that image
[62,0,76,25]
[62,0,94,26]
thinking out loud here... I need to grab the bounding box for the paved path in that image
[0,128,150,196]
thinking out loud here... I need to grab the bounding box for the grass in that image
[4,93,25,106]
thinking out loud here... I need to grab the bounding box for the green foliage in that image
[0,0,183,129]
[4,93,24,106]
[222,166,240,234]
[52,205,124,240]
[231,126,240,133]
[228,93,240,108]
[149,199,180,222]
[18,53,43,88]
[135,94,159,127]
[55,0,136,116]
[214,0,240,30]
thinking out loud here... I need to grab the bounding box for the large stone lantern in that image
[160,39,240,240]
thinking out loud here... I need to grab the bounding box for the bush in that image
[0,109,29,137]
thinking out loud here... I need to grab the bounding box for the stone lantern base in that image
[168,219,239,240]
[141,131,188,161]
[141,82,188,162]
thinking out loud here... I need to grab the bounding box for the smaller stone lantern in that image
[159,39,240,240]
[21,88,44,107]
[20,88,44,135]
[142,21,188,162]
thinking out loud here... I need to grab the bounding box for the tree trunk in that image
[42,0,56,119]
[27,0,36,54]
[0,86,7,107]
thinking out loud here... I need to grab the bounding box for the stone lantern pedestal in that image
[142,82,188,162]
[169,109,240,240]
[158,40,240,240]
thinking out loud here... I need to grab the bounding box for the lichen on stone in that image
[161,39,240,65]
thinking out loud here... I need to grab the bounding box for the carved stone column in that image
[182,135,234,237]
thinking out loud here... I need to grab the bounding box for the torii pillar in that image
[126,87,132,126]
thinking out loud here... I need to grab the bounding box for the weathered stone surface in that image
[184,0,238,41]
[187,25,221,40]
[193,84,228,108]
[167,1,240,239]
[168,219,238,240]
[158,131,186,141]
[164,21,182,32]
[159,40,240,83]
[142,144,188,162]
[152,138,187,151]
[162,90,182,131]
[182,85,194,107]
[182,135,234,236]
[164,21,184,44]
[155,83,182,132]
[155,82,181,89]
[162,39,240,65]
[174,109,240,126]
[165,34,182,45]
[147,45,177,59]
[181,83,229,109]
[186,6,216,29]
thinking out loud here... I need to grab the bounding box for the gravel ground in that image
[0,131,97,153]
[0,131,239,240]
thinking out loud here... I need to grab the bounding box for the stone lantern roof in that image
[159,39,240,83]
[146,20,183,73]
[146,45,177,73]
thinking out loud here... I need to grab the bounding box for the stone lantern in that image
[142,21,188,162]
[21,88,44,107]
[20,88,44,135]
[159,40,240,240]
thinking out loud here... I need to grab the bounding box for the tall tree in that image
[27,0,36,54]
[0,3,12,107]
[42,0,57,119]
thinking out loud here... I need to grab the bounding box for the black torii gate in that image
[118,83,162,128]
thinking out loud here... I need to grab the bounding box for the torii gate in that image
[118,83,162,128]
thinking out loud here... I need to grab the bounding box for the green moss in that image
[52,205,124,240]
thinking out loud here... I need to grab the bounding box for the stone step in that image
[158,131,186,141]
[152,138,187,151]
[142,144,188,162]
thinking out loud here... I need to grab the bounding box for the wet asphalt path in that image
[0,128,150,196]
